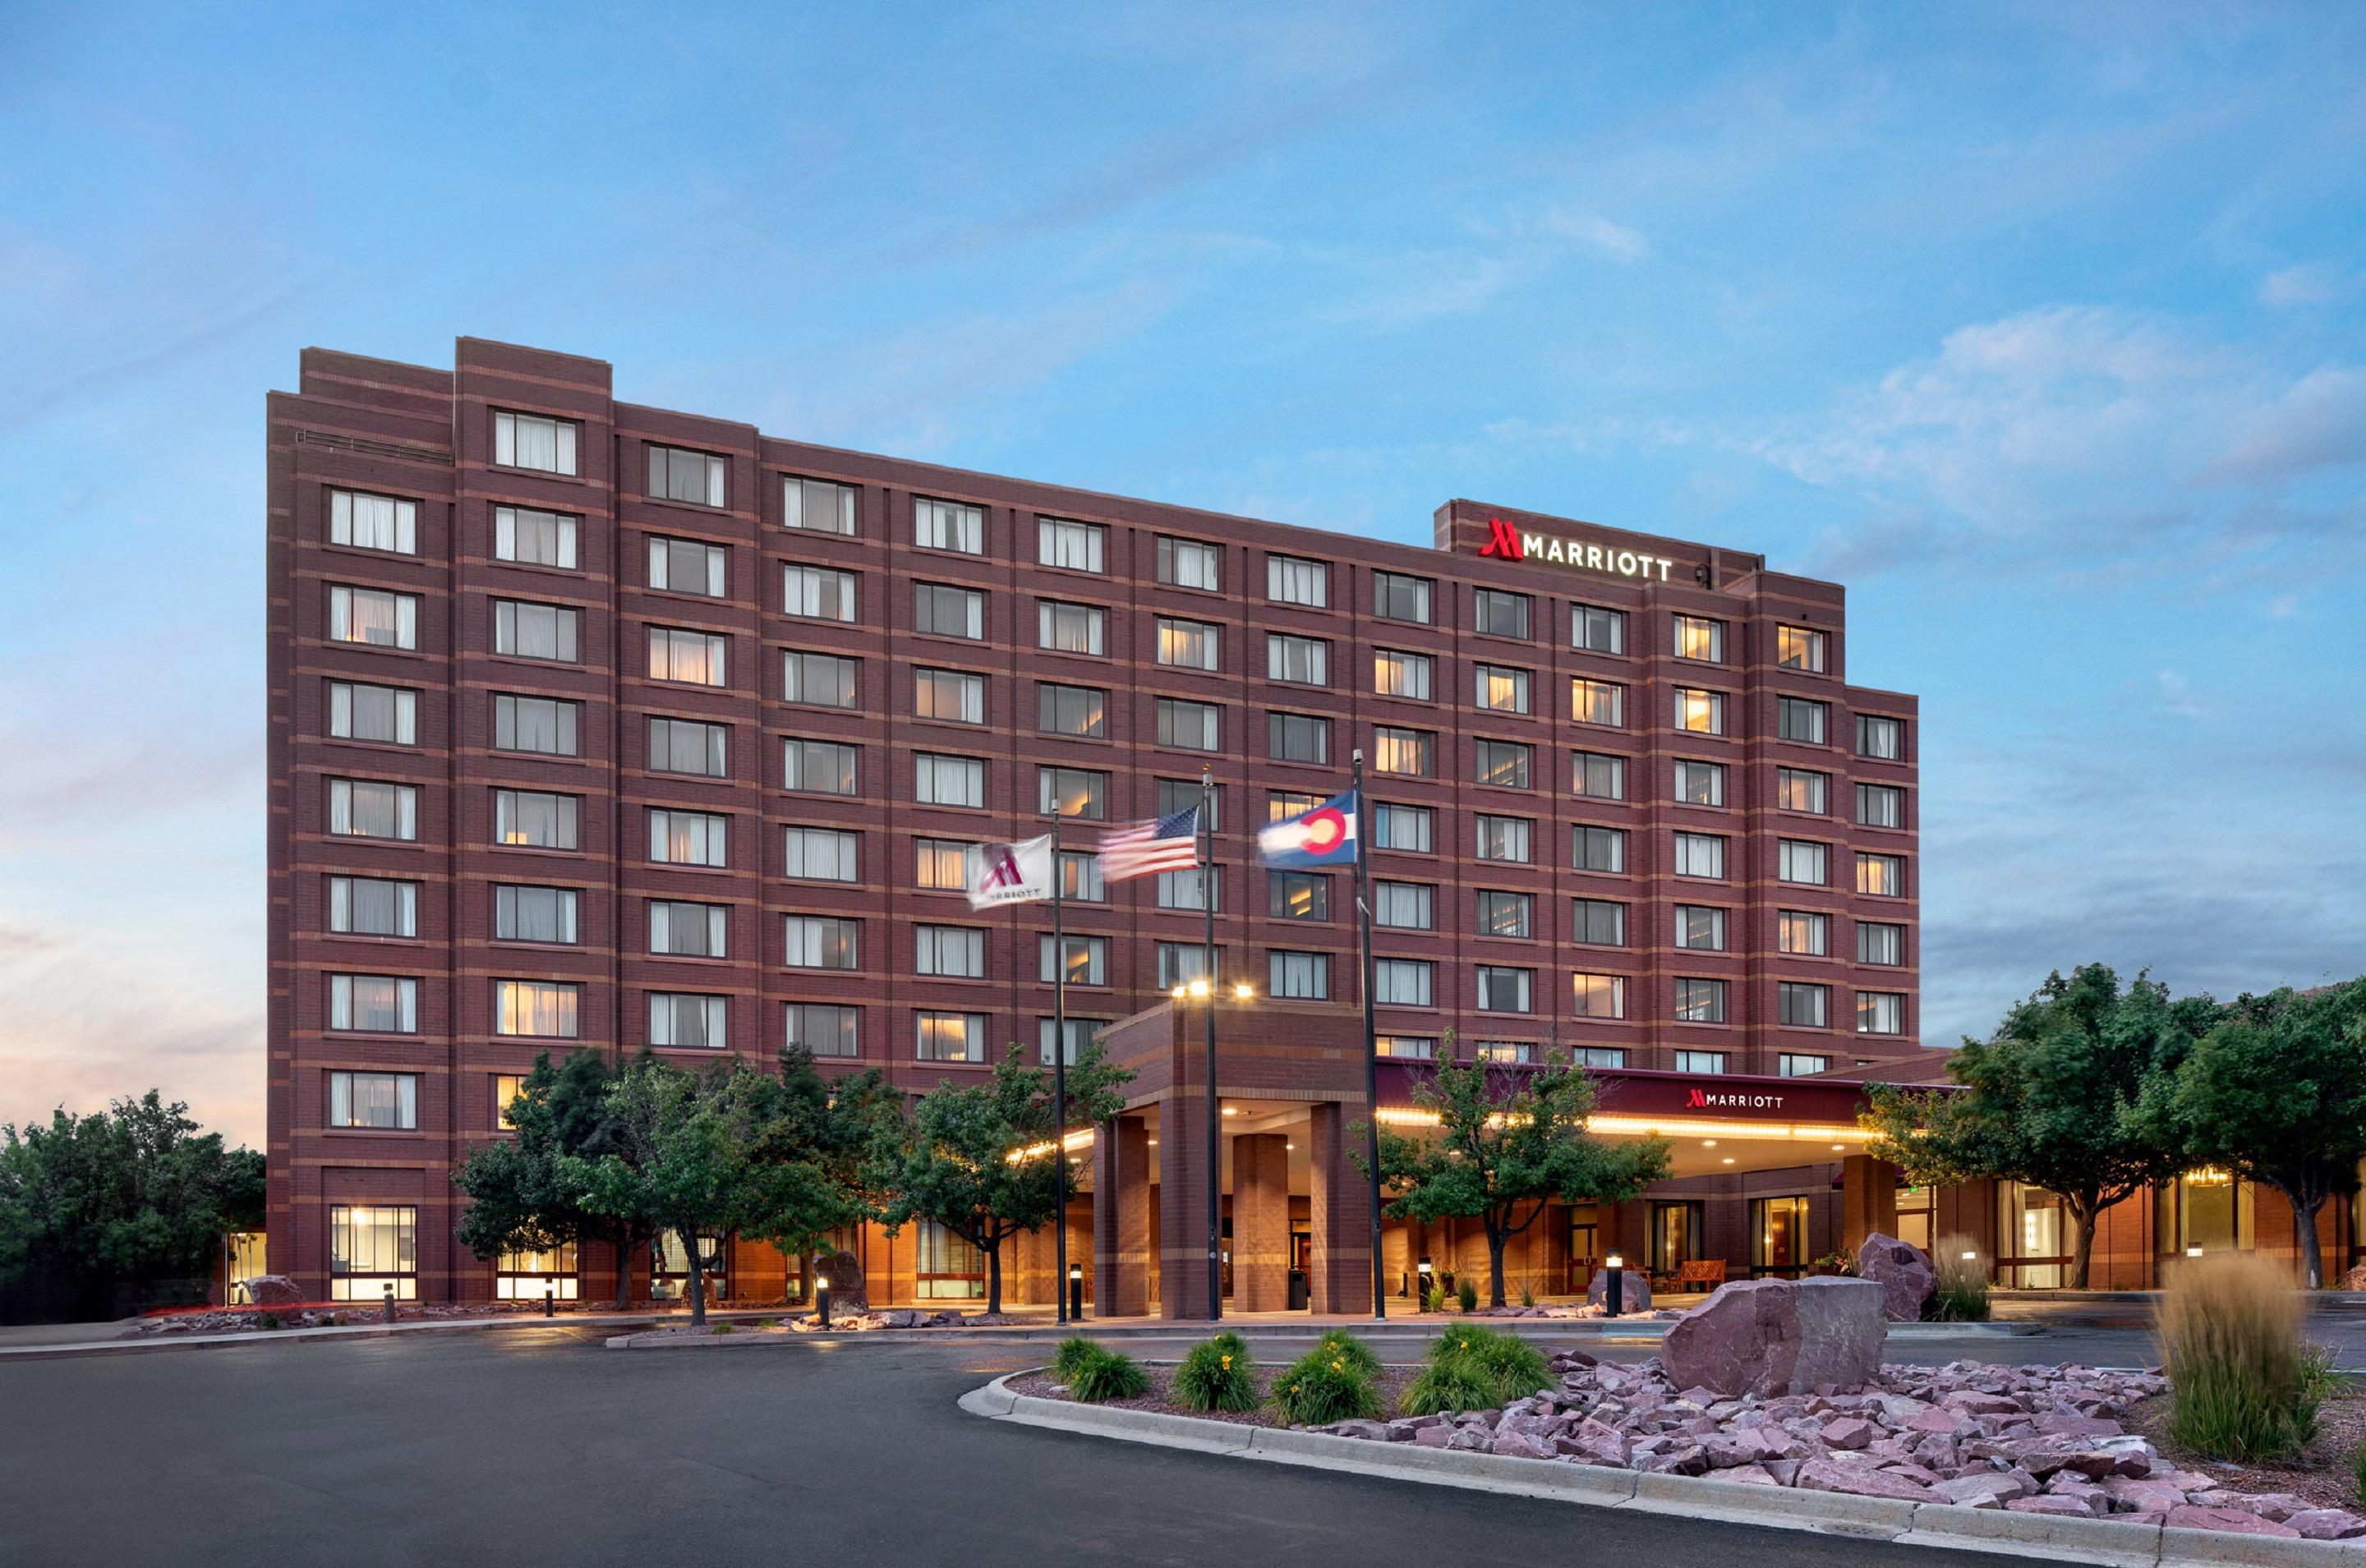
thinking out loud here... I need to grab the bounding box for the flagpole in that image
[1052,810,1068,1326]
[1201,765,1220,1322]
[1352,750,1383,1319]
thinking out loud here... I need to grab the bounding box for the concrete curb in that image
[963,1372,2351,1568]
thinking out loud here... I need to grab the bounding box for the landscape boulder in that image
[1585,1267,1652,1313]
[1659,1277,1886,1397]
[812,1250,867,1310]
[240,1275,304,1307]
[1854,1233,1936,1322]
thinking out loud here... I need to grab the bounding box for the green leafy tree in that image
[878,1042,1131,1315]
[1356,1044,1670,1308]
[2153,980,2366,1289]
[1866,963,2216,1288]
[0,1092,264,1319]
[716,1047,904,1276]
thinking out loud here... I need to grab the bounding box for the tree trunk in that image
[1485,1219,1509,1308]
[984,1236,1002,1317]
[2285,1187,2327,1290]
[688,1246,707,1327]
[2067,1198,2098,1290]
[610,1229,632,1311]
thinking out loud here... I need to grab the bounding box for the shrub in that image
[1273,1344,1382,1425]
[1067,1344,1151,1402]
[1051,1336,1101,1385]
[1926,1234,1991,1322]
[1401,1322,1552,1414]
[1424,1283,1446,1313]
[711,1324,734,1335]
[1518,1283,1535,1308]
[2353,1441,2366,1506]
[256,1312,280,1331]
[2158,1252,2322,1461]
[1173,1331,1259,1412]
[1457,1277,1479,1313]
[1313,1329,1381,1380]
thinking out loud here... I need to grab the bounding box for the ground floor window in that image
[2157,1168,2253,1258]
[914,1219,986,1299]
[1995,1180,2067,1288]
[651,1231,726,1301]
[1567,1203,1600,1293]
[225,1230,266,1302]
[1650,1201,1702,1281]
[1895,1185,1935,1254]
[329,1204,417,1300]
[496,1241,581,1300]
[1749,1194,1811,1276]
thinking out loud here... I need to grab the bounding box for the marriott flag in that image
[963,835,1055,909]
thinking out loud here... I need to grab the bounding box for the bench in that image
[1662,1259,1728,1294]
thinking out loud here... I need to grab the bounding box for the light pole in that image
[1052,807,1069,1325]
[1199,766,1219,1322]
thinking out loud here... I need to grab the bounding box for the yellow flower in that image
[1331,1358,1345,1372]
[1220,1354,1232,1370]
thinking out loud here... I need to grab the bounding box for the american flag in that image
[1098,807,1201,881]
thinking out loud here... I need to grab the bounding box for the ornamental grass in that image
[2157,1251,2327,1461]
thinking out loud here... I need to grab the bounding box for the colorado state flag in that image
[1258,790,1359,869]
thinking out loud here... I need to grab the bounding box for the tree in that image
[1357,1045,1671,1308]
[716,1047,903,1277]
[878,1042,1130,1316]
[0,1092,264,1321]
[1866,963,2215,1288]
[2155,980,2366,1289]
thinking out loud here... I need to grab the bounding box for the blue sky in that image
[2,2,2361,1147]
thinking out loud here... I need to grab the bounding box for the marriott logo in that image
[1686,1087,1788,1110]
[1475,515,1678,582]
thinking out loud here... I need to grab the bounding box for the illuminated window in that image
[1779,909,1829,956]
[915,839,966,890]
[1268,872,1330,922]
[329,1205,417,1300]
[329,1071,417,1130]
[493,789,574,848]
[1475,1041,1531,1064]
[1374,726,1433,776]
[1857,853,1905,898]
[914,667,984,724]
[1158,617,1219,671]
[1572,973,1626,1019]
[1778,625,1826,673]
[496,1242,579,1300]
[1572,678,1625,727]
[648,627,726,686]
[1673,615,1724,662]
[1036,766,1107,820]
[1376,1035,1436,1059]
[1475,664,1531,713]
[493,1074,526,1130]
[915,1011,988,1063]
[914,1219,986,1298]
[495,981,579,1038]
[1673,687,1724,734]
[1038,935,1107,986]
[328,585,417,650]
[1778,767,1828,814]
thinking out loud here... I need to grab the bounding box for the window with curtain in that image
[1372,881,1433,930]
[1373,726,1432,775]
[1373,802,1431,853]
[649,718,729,776]
[1473,589,1530,639]
[328,876,417,937]
[917,753,986,807]
[650,992,727,1048]
[783,651,858,707]
[497,505,577,569]
[647,444,725,507]
[1673,615,1724,662]
[1779,625,1827,672]
[1673,832,1724,879]
[1475,966,1532,1013]
[495,694,578,756]
[1673,759,1725,806]
[1779,697,1830,744]
[785,476,857,534]
[495,884,579,944]
[1572,605,1624,653]
[1573,898,1626,946]
[328,681,417,745]
[1778,839,1828,885]
[914,667,985,724]
[648,627,726,686]
[329,1071,418,1130]
[785,917,859,970]
[1038,683,1107,738]
[1673,977,1726,1023]
[784,566,856,621]
[647,536,725,595]
[915,926,986,978]
[1673,687,1724,734]
[649,900,728,958]
[1038,934,1107,986]
[1573,751,1627,801]
[1673,904,1724,950]
[494,600,578,662]
[1374,959,1433,1006]
[785,1004,858,1058]
[495,789,577,848]
[650,810,727,867]
[1038,516,1106,572]
[1475,815,1531,862]
[1038,600,1106,654]
[1572,973,1625,1019]
[1573,825,1626,871]
[1156,698,1219,752]
[916,1012,987,1063]
[495,411,576,474]
[1857,922,1905,966]
[1476,890,1530,938]
[1268,633,1329,686]
[1157,536,1220,590]
[1476,739,1531,789]
[1270,950,1329,1000]
[328,585,418,650]
[329,974,418,1033]
[1780,909,1830,955]
[913,582,983,639]
[783,828,855,882]
[494,980,579,1037]
[1373,649,1432,699]
[1778,767,1829,813]
[1374,571,1431,623]
[1267,554,1328,606]
[1572,678,1624,727]
[329,489,417,554]
[914,496,982,552]
[1779,982,1828,1028]
[329,779,418,841]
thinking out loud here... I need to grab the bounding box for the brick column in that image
[1091,1115,1152,1317]
[1231,1133,1291,1313]
[1156,1092,1217,1319]
[1840,1155,1899,1254]
[1307,1101,1373,1315]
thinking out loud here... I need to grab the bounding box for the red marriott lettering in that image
[1478,517,1525,559]
[1472,514,1677,582]
[1686,1087,1788,1110]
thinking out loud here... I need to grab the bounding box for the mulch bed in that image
[2125,1391,2366,1513]
[1009,1361,1422,1428]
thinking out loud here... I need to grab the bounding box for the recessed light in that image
[1721,1157,1736,1165]
[1702,1139,1718,1147]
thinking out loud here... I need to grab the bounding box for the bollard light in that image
[1960,1250,1977,1262]
[1068,1262,1084,1322]
[2186,1246,2203,1258]
[543,1285,555,1319]
[1416,1257,1434,1311]
[1604,1253,1625,1318]
[816,1274,831,1329]
[381,1283,396,1325]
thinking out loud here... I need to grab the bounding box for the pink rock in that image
[1855,1233,1936,1322]
[2285,1511,2366,1541]
[1661,1278,1887,1399]
[1721,1464,1782,1486]
[1930,1473,2033,1506]
[2033,1409,2122,1439]
[2164,1506,2301,1538]
[241,1274,305,1306]
[2239,1492,2309,1522]
[2008,1497,2095,1517]
[1491,1431,1554,1460]
[1820,1416,1874,1451]
[1412,1425,1452,1448]
[1943,1391,2024,1416]
[1797,1460,1931,1501]
[1904,1406,1970,1435]
[1586,1268,1654,1313]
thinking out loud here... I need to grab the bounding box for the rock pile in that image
[792,1308,1015,1331]
[1308,1354,2366,1541]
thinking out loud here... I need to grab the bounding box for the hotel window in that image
[1779,982,1829,1028]
[495,694,578,756]
[1038,516,1105,572]
[1475,966,1531,1013]
[495,980,579,1037]
[1572,825,1626,873]
[329,1070,417,1130]
[913,582,984,640]
[1267,554,1328,607]
[1157,944,1222,988]
[1038,1016,1104,1066]
[915,839,967,890]
[496,1243,579,1301]
[329,1204,417,1301]
[1156,867,1219,911]
[1039,933,1107,986]
[650,992,727,1049]
[1038,600,1106,655]
[651,809,728,868]
[916,753,986,808]
[1857,784,1904,829]
[499,505,578,569]
[1572,750,1627,802]
[1268,633,1329,686]
[1064,853,1109,904]
[785,565,856,622]
[1779,1053,1830,1078]
[785,1004,858,1059]
[495,884,579,945]
[917,1011,988,1063]
[1268,712,1331,765]
[1779,839,1829,885]
[1475,664,1531,714]
[1777,767,1828,814]
[1858,922,1905,966]
[1160,778,1218,828]
[1474,588,1531,640]
[1373,881,1433,930]
[1374,726,1434,776]
[1779,625,1827,673]
[785,476,858,536]
[1572,605,1625,654]
[648,627,726,687]
[1572,678,1625,728]
[1673,758,1725,807]
[1269,871,1330,921]
[492,1074,527,1131]
[916,926,986,978]
[1475,1041,1533,1064]
[1857,853,1905,898]
[1574,1046,1627,1069]
[494,410,577,475]
[329,876,417,938]
[1157,698,1220,752]
[329,779,419,842]
[1475,814,1531,863]
[648,899,727,958]
[1673,905,1725,951]
[1778,697,1829,745]
[914,667,985,725]
[1476,739,1531,789]
[647,535,722,595]
[1477,890,1531,939]
[1572,973,1626,1019]
[1673,687,1724,735]
[328,680,417,746]
[648,718,728,777]
[1856,714,1903,760]
[1038,683,1107,738]
[1674,1050,1727,1074]
[1374,802,1434,853]
[1038,766,1107,820]
[329,489,417,555]
[785,917,859,970]
[1376,1035,1436,1060]
[1779,909,1830,956]
[1268,791,1323,823]
[1156,536,1220,591]
[1673,832,1725,879]
[914,497,982,554]
[1573,899,1626,946]
[1158,617,1219,671]
[782,738,857,795]
[1674,978,1726,1023]
[1857,991,1906,1035]
[328,585,418,650]
[783,651,858,707]
[1374,960,1434,1006]
[329,974,417,1033]
[1270,950,1329,1000]
[647,444,725,508]
[1374,649,1433,700]
[1673,615,1724,662]
[1374,570,1432,623]
[494,789,575,849]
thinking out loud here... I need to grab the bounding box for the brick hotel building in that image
[267,337,1940,1313]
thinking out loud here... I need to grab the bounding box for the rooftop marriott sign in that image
[1476,515,1677,582]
